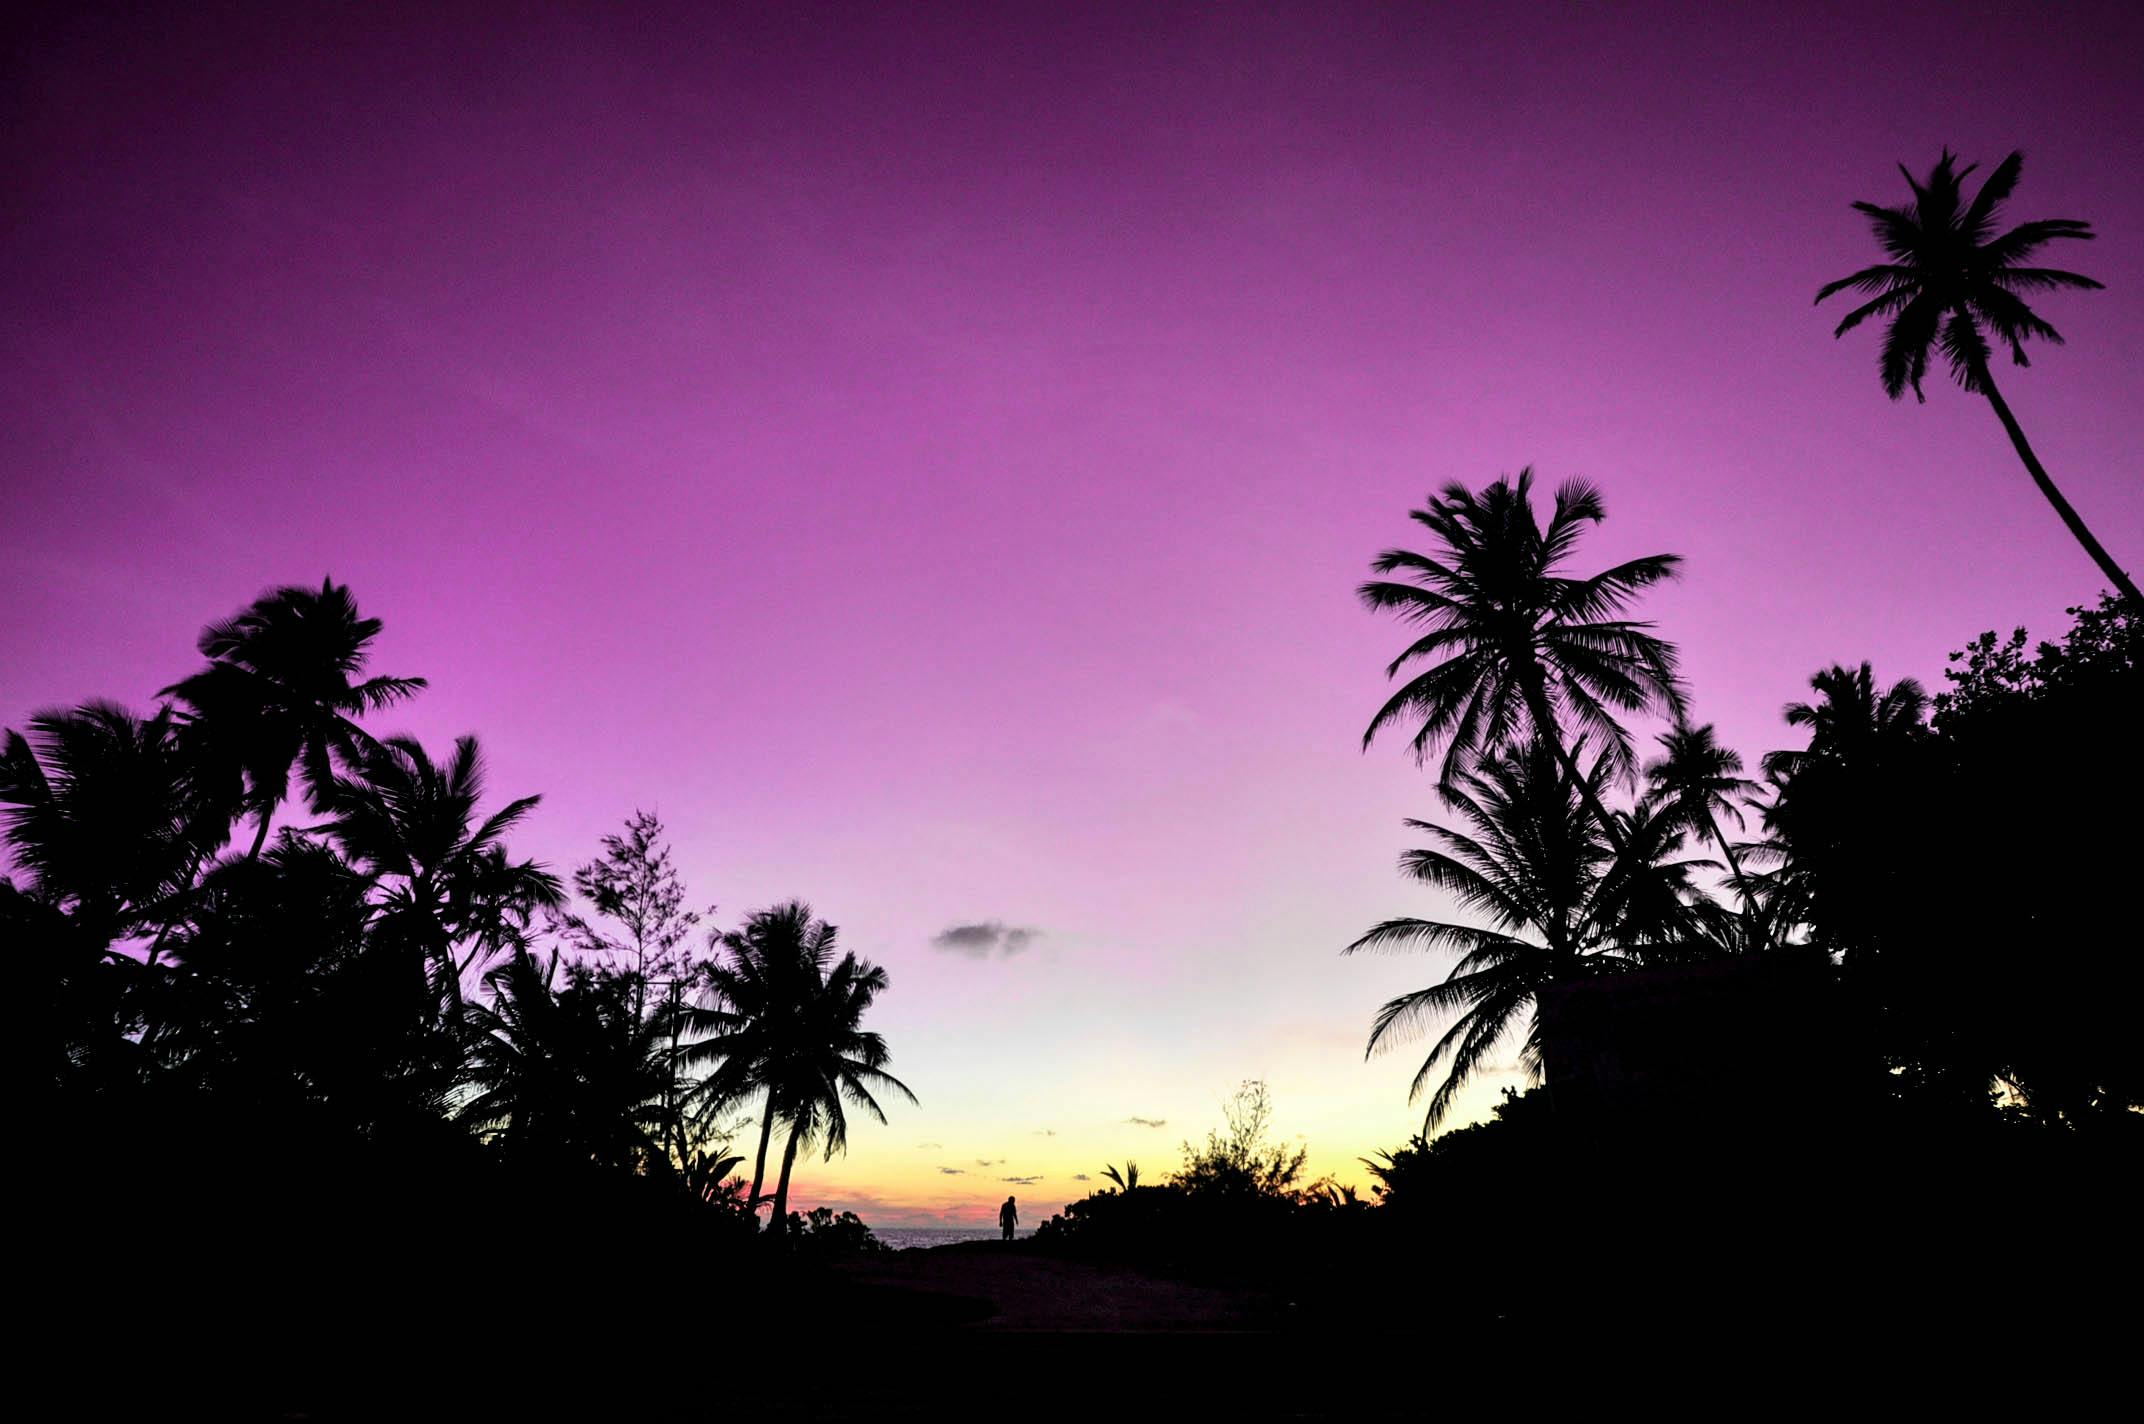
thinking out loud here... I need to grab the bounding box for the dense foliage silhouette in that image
[1352,472,2141,1133]
[9,580,915,1395]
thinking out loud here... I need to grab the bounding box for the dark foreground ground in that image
[31,1229,2132,1419]
[830,1238,1284,1330]
[31,1116,2140,1420]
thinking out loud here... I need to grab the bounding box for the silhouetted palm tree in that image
[683,901,835,1217]
[0,700,215,951]
[3,700,224,1085]
[1817,151,2134,607]
[763,936,916,1235]
[460,949,678,1172]
[1360,471,1686,851]
[158,834,379,1102]
[1346,743,1710,1128]
[1100,1162,1141,1191]
[162,579,426,857]
[1645,721,1761,913]
[315,734,562,1023]
[1761,663,1929,786]
[1756,663,1931,963]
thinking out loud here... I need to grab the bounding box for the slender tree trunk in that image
[1520,675,1632,859]
[770,1123,803,1237]
[663,983,684,1171]
[1979,372,2141,609]
[1705,813,1769,953]
[748,1092,777,1216]
[630,940,647,1033]
[1706,814,1752,904]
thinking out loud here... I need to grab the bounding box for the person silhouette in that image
[999,1195,1018,1242]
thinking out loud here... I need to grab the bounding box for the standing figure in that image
[999,1195,1019,1242]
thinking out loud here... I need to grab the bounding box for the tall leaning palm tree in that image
[162,578,427,858]
[1817,150,2135,608]
[1361,470,1686,852]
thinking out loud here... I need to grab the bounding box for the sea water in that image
[871,1225,1038,1251]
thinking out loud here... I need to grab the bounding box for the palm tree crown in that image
[1345,744,1707,1128]
[1817,150,2097,402]
[1816,150,2135,607]
[1646,721,1759,874]
[0,701,214,942]
[315,733,562,1015]
[683,901,835,1213]
[161,579,426,856]
[1761,663,1928,785]
[1360,470,1686,838]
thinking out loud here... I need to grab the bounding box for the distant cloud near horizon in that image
[1002,1175,1042,1185]
[931,921,1041,958]
[938,1167,965,1175]
[918,1142,943,1150]
[975,1158,1001,1167]
[1034,1129,1056,1137]
[1072,1173,1092,1182]
[1127,1116,1166,1128]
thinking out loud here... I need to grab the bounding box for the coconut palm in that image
[460,949,680,1172]
[314,733,562,1024]
[158,834,374,1081]
[1761,662,1929,786]
[3,700,224,1086]
[681,901,835,1216]
[0,700,216,951]
[161,578,426,857]
[1345,743,1711,1129]
[1757,663,1932,955]
[1360,470,1686,851]
[763,939,916,1235]
[1816,150,2134,607]
[1644,721,1763,918]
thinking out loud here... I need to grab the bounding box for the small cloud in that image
[1072,1173,1092,1182]
[918,1142,943,1150]
[975,1158,1001,1167]
[938,1167,965,1175]
[1033,1129,1056,1137]
[931,921,1042,959]
[1127,1116,1167,1128]
[1001,1175,1042,1185]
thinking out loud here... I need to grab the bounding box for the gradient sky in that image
[5,2,2140,1227]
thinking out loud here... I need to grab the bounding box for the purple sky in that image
[5,2,2140,1225]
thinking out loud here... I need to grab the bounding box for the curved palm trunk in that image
[1705,814,1752,904]
[747,1092,777,1216]
[1520,675,1632,859]
[1979,372,2140,609]
[770,1121,803,1237]
[1704,813,1770,952]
